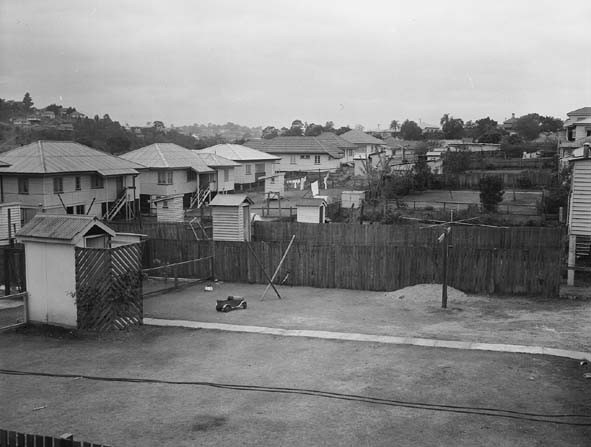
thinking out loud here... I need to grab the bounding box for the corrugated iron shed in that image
[0,141,143,175]
[16,215,115,241]
[120,143,214,173]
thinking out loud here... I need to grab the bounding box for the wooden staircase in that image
[103,188,134,221]
[190,187,211,209]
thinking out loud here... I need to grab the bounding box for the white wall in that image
[214,167,235,192]
[2,174,138,214]
[234,161,277,184]
[297,206,323,223]
[274,154,341,173]
[25,242,77,327]
[569,159,591,236]
[136,169,198,196]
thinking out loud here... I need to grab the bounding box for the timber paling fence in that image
[141,222,564,297]
[0,428,110,447]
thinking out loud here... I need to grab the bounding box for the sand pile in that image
[385,284,468,303]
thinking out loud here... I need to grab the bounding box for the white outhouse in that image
[16,215,116,327]
[210,194,254,241]
[152,194,185,223]
[296,198,327,224]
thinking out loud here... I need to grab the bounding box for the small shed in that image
[567,152,591,285]
[341,191,365,209]
[0,202,22,245]
[297,198,327,224]
[210,194,254,241]
[261,173,285,198]
[152,194,185,223]
[16,215,117,327]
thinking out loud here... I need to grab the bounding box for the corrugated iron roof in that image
[197,144,280,161]
[340,130,385,145]
[244,133,348,158]
[16,215,115,241]
[567,107,591,117]
[297,198,327,207]
[210,194,254,206]
[0,141,143,175]
[120,143,214,173]
[192,152,240,168]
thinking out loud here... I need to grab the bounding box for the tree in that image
[539,116,563,133]
[354,124,365,132]
[262,126,278,139]
[399,120,423,140]
[389,120,399,131]
[474,117,498,138]
[513,114,541,141]
[440,114,464,139]
[335,126,351,135]
[22,92,33,110]
[304,123,323,136]
[45,104,62,115]
[479,175,504,212]
[323,121,335,132]
[478,131,503,144]
[412,157,433,191]
[442,151,471,175]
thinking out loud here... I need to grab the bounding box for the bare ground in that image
[1,325,590,447]
[143,282,591,353]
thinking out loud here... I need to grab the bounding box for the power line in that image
[1,369,589,427]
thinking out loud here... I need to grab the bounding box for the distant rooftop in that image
[197,144,280,162]
[340,129,385,145]
[567,107,591,117]
[244,133,351,158]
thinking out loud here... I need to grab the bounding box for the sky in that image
[1,0,591,130]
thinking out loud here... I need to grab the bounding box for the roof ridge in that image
[38,141,47,173]
[313,136,331,156]
[154,143,169,168]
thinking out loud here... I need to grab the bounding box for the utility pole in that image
[438,226,451,308]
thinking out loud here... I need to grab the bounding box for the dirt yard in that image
[1,325,590,446]
[143,282,591,353]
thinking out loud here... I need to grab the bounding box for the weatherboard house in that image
[119,143,216,212]
[0,141,143,223]
[196,144,280,189]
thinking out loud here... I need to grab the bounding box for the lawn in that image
[1,325,590,446]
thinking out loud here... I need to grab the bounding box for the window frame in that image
[53,177,64,194]
[18,177,29,195]
[245,164,252,175]
[91,175,104,189]
[158,170,173,185]
[75,176,81,191]
[290,155,296,164]
[314,155,321,165]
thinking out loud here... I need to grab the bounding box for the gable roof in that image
[567,107,591,117]
[119,143,214,173]
[210,194,254,206]
[197,144,280,162]
[192,152,240,168]
[0,141,142,176]
[243,134,348,158]
[16,215,115,243]
[340,130,384,145]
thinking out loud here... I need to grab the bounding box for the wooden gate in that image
[75,242,143,331]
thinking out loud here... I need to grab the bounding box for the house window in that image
[76,204,85,215]
[255,163,265,173]
[18,178,29,194]
[66,206,74,215]
[91,175,104,189]
[300,155,310,159]
[162,200,168,209]
[187,170,197,182]
[348,149,354,157]
[290,155,296,164]
[53,177,64,194]
[158,171,173,185]
[245,164,252,175]
[587,130,591,137]
[223,169,229,182]
[314,155,321,165]
[75,176,81,191]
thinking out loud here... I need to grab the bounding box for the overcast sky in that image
[1,0,590,129]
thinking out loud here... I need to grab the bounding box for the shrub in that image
[479,175,505,212]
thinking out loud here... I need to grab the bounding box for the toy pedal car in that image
[216,296,247,312]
